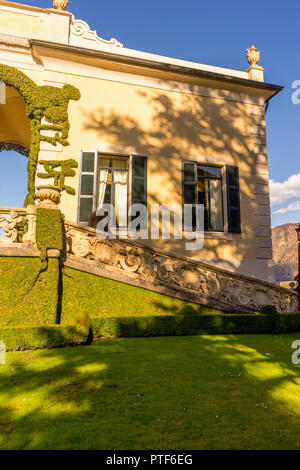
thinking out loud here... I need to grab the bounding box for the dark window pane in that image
[82,152,95,172]
[198,165,221,178]
[134,157,146,178]
[81,175,94,196]
[133,179,146,202]
[104,181,112,205]
[184,184,196,204]
[183,163,195,182]
[79,198,93,223]
[227,166,238,187]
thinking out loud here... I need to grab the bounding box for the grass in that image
[0,334,299,450]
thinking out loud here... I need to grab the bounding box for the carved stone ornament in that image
[64,222,299,314]
[52,0,69,10]
[246,45,260,66]
[0,211,25,243]
[36,185,62,208]
[0,207,35,246]
[70,16,123,48]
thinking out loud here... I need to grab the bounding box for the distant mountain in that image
[272,223,299,282]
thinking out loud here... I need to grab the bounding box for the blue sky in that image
[0,0,299,227]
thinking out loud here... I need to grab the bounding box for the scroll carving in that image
[0,210,25,243]
[70,17,123,48]
[64,222,299,314]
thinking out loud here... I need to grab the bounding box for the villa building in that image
[0,0,283,283]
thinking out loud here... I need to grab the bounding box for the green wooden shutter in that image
[132,155,147,206]
[226,165,241,233]
[78,151,97,225]
[182,161,197,229]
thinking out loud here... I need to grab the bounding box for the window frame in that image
[182,160,228,234]
[77,151,148,228]
[197,164,224,233]
[97,153,130,229]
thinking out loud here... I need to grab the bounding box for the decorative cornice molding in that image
[70,16,123,48]
[0,33,29,49]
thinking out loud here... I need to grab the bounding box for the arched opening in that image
[0,84,30,207]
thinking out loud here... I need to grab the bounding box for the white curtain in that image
[113,160,128,227]
[98,159,109,208]
[209,179,223,231]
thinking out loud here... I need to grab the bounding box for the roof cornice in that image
[30,38,283,100]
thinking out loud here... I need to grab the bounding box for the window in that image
[98,155,129,227]
[78,152,147,226]
[183,162,241,234]
[183,163,224,232]
[197,165,223,232]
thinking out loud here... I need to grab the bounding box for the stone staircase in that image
[0,206,298,314]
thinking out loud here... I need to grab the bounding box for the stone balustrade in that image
[0,206,36,246]
[64,221,299,314]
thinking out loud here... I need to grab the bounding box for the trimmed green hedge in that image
[36,208,63,263]
[0,313,90,351]
[90,313,300,338]
[0,257,59,326]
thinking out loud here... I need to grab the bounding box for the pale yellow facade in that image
[0,0,282,282]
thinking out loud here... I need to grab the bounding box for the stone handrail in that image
[64,221,299,314]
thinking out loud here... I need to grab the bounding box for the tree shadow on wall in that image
[82,86,258,271]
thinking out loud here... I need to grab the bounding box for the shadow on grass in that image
[0,333,299,450]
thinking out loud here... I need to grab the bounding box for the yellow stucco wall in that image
[53,73,258,262]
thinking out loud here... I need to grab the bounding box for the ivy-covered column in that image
[35,185,65,324]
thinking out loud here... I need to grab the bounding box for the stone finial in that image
[246,45,264,82]
[52,0,69,10]
[246,45,260,66]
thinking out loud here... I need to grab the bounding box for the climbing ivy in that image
[0,63,81,206]
[36,208,63,266]
[37,159,78,195]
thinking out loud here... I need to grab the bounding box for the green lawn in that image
[0,334,299,450]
